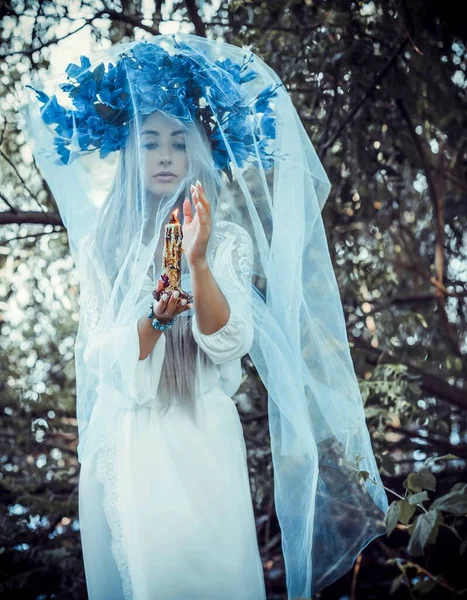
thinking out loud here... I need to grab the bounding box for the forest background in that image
[0,1,466,599]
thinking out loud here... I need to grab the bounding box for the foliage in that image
[0,0,466,598]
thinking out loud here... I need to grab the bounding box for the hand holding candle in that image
[152,207,193,305]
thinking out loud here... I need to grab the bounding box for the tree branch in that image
[183,0,206,37]
[352,339,467,411]
[0,210,63,227]
[320,35,410,155]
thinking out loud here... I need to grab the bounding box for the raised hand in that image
[182,179,211,268]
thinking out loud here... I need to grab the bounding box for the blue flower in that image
[41,95,72,130]
[215,57,257,85]
[65,55,91,82]
[32,38,278,174]
[59,82,76,93]
[26,85,49,105]
[27,87,72,133]
[100,123,129,158]
[253,84,280,113]
[100,62,131,111]
[72,77,98,110]
[129,41,166,68]
[53,137,71,165]
[260,110,276,139]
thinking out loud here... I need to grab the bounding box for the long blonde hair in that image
[94,110,224,414]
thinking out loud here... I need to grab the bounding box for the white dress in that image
[78,225,266,600]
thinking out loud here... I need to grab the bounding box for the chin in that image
[150,180,182,197]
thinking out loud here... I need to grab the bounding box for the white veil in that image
[19,33,388,598]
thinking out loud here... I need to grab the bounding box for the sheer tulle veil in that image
[19,33,389,598]
[93,110,224,417]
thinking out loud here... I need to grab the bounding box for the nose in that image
[157,148,173,166]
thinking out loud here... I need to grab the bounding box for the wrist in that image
[154,316,172,325]
[146,302,176,329]
[189,259,209,272]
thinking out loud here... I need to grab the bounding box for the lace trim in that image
[80,235,110,341]
[210,221,253,289]
[95,434,134,600]
[81,288,100,333]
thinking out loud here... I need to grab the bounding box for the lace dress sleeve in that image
[132,274,166,404]
[191,222,254,366]
[81,240,166,408]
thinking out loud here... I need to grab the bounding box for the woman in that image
[22,34,388,600]
[77,103,266,598]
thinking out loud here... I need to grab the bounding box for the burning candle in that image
[152,208,193,303]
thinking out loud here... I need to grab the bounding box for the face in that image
[141,111,189,197]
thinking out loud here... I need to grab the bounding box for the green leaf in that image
[435,421,450,436]
[412,578,437,594]
[407,510,443,556]
[358,470,370,482]
[381,453,395,476]
[425,454,459,466]
[404,469,436,493]
[384,501,400,536]
[408,382,422,395]
[414,312,428,328]
[94,102,117,121]
[354,454,366,469]
[431,484,467,515]
[397,500,416,525]
[389,574,404,595]
[408,491,430,505]
[417,469,437,491]
[93,103,128,127]
[364,406,385,418]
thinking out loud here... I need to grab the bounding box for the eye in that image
[143,142,159,150]
[174,142,186,151]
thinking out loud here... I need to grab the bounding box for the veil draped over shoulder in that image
[20,33,388,598]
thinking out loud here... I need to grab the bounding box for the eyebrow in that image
[141,129,185,136]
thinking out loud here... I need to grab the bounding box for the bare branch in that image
[320,35,410,155]
[0,210,63,227]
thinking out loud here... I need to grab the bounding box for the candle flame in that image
[169,208,180,224]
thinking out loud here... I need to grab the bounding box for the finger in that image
[183,197,193,226]
[190,185,200,206]
[166,291,182,315]
[190,188,205,218]
[155,281,165,301]
[191,186,210,230]
[155,291,170,312]
[195,198,209,232]
[174,299,191,315]
[194,180,210,215]
[190,190,203,223]
[187,189,200,223]
[156,298,192,320]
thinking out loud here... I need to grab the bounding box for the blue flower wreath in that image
[26,36,281,179]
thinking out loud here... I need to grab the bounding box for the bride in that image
[23,34,388,600]
[78,107,266,599]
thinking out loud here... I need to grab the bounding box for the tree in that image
[1,1,466,598]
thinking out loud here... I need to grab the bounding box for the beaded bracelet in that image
[147,302,177,332]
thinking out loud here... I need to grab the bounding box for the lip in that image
[154,172,177,181]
